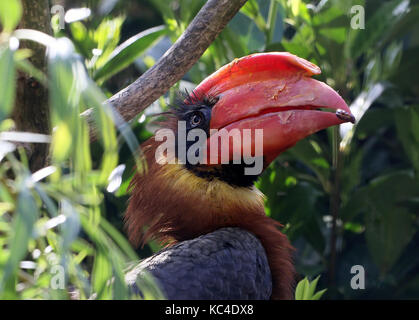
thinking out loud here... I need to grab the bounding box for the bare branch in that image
[83,0,248,140]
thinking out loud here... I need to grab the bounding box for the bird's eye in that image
[189,112,203,127]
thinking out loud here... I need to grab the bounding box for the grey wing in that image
[126,227,272,299]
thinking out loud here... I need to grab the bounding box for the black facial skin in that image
[173,93,260,188]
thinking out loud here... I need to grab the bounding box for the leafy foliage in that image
[0,0,163,299]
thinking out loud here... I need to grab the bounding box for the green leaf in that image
[82,84,144,180]
[0,188,38,295]
[74,117,92,175]
[395,105,419,173]
[51,123,72,162]
[291,0,301,17]
[295,276,327,300]
[381,4,419,49]
[382,41,403,78]
[48,38,81,120]
[0,0,22,32]
[259,162,326,252]
[0,43,16,121]
[311,289,327,300]
[60,200,81,251]
[94,26,166,83]
[312,5,345,26]
[93,16,125,69]
[266,0,279,44]
[411,108,419,144]
[99,217,138,261]
[305,275,320,299]
[349,0,410,59]
[14,57,48,87]
[318,27,346,44]
[286,138,331,193]
[294,277,308,300]
[240,0,267,32]
[92,248,113,299]
[362,171,419,274]
[112,265,129,299]
[281,23,314,59]
[240,0,260,19]
[83,87,118,183]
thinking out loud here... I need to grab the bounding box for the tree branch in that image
[83,0,248,140]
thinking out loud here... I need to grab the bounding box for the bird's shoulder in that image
[126,227,272,299]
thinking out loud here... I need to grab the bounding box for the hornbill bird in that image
[125,52,355,300]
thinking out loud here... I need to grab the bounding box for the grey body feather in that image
[126,227,272,299]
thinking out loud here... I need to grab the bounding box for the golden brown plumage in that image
[125,126,295,299]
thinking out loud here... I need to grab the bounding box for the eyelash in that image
[175,93,218,114]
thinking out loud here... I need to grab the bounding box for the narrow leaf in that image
[94,26,166,83]
[0,0,22,32]
[0,42,16,121]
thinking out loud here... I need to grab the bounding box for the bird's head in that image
[125,52,354,246]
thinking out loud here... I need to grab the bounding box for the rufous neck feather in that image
[125,139,266,245]
[125,138,295,299]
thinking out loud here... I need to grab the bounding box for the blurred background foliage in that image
[0,0,418,299]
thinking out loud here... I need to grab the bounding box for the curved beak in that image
[193,52,355,168]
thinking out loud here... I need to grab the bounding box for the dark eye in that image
[189,112,203,127]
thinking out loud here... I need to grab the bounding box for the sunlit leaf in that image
[0,41,17,121]
[240,0,266,32]
[318,27,346,43]
[51,123,72,162]
[295,276,326,300]
[0,0,22,32]
[99,217,138,261]
[93,26,166,83]
[294,277,308,300]
[92,248,113,299]
[92,16,125,70]
[0,188,38,295]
